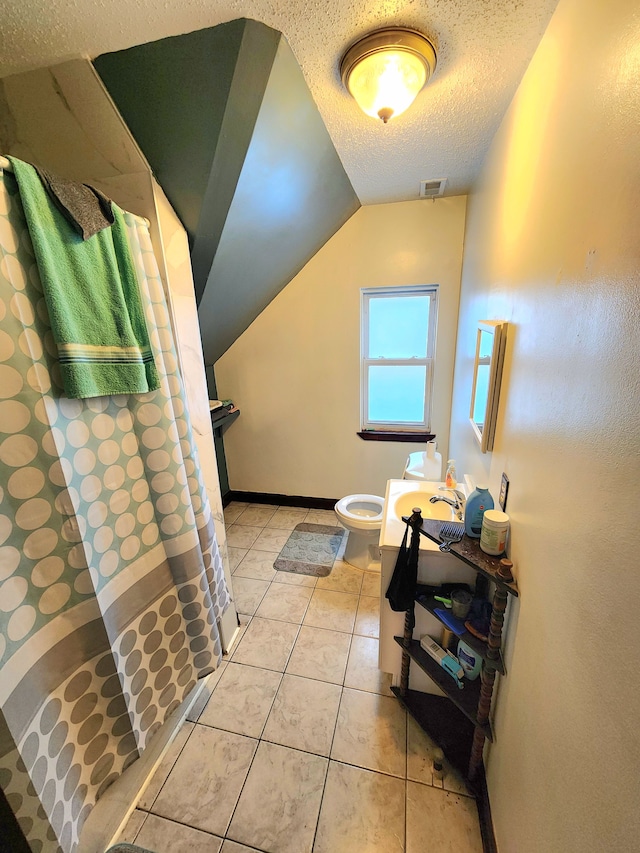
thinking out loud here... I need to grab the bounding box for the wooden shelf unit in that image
[395,514,518,787]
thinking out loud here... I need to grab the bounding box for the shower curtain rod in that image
[0,155,151,226]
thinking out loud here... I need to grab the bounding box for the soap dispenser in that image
[464,485,494,538]
[445,459,457,489]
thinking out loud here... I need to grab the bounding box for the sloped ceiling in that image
[95,21,359,363]
[0,1,559,204]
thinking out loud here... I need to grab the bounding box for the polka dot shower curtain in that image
[0,165,230,853]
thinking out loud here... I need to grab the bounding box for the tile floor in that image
[115,502,483,853]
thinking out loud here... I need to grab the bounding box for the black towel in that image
[385,513,422,612]
[34,166,114,240]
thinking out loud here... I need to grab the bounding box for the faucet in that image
[439,487,466,505]
[429,488,466,521]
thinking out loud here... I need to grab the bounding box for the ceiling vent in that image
[420,178,447,198]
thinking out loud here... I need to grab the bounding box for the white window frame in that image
[360,285,438,432]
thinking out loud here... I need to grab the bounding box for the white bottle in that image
[403,443,442,481]
[480,510,510,555]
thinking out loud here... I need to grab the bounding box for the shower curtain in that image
[0,165,230,853]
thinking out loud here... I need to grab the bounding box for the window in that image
[361,285,438,433]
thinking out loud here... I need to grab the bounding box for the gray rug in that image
[274,523,345,577]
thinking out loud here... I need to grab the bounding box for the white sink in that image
[380,480,464,551]
[394,489,456,522]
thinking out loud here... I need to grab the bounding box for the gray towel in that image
[34,166,114,240]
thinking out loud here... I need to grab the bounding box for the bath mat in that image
[106,845,155,853]
[274,523,345,577]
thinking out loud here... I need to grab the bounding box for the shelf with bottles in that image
[414,584,505,675]
[393,636,492,740]
[393,509,517,791]
[401,515,519,596]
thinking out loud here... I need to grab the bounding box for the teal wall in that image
[95,22,251,243]
[95,18,359,367]
[198,34,360,363]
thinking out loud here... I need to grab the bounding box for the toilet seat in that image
[335,494,385,530]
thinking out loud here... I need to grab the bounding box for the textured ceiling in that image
[0,0,559,204]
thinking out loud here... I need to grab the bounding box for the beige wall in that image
[215,197,466,499]
[449,0,640,850]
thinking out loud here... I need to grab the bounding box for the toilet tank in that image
[402,450,442,481]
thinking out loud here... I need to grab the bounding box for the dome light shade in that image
[340,28,437,123]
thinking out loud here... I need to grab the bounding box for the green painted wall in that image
[95,18,359,369]
[199,35,360,363]
[94,20,250,242]
[190,21,281,302]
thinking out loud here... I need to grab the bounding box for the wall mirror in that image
[470,320,508,453]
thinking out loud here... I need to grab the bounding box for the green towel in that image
[8,156,160,399]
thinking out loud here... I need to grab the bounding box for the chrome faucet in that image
[439,487,466,505]
[429,488,466,521]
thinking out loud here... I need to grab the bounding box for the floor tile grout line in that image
[257,667,286,742]
[318,754,414,782]
[218,726,264,842]
[233,574,272,619]
[133,809,225,841]
[137,714,200,815]
[130,810,148,844]
[310,686,343,853]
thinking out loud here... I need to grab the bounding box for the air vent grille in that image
[420,178,447,198]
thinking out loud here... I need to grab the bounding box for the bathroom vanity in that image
[378,478,519,786]
[379,479,477,692]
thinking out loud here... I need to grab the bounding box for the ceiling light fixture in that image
[340,27,437,124]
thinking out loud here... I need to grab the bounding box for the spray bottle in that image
[445,459,457,489]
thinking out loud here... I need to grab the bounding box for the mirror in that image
[470,320,508,453]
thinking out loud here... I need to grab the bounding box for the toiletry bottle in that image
[445,459,457,489]
[480,510,510,555]
[464,485,494,538]
[457,640,481,680]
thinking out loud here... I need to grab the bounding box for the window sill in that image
[357,431,436,443]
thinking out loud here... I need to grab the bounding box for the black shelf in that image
[415,591,505,675]
[391,686,475,779]
[210,408,240,435]
[402,516,519,596]
[394,636,492,741]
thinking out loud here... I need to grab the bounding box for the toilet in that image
[335,444,443,573]
[334,494,385,573]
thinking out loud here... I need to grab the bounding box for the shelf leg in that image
[468,587,508,781]
[399,606,414,698]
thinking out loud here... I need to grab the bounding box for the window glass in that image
[368,365,427,423]
[368,295,431,358]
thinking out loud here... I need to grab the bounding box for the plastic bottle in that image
[457,640,481,680]
[403,448,442,481]
[480,510,510,555]
[464,485,494,538]
[444,459,457,489]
